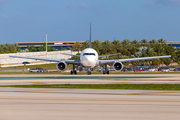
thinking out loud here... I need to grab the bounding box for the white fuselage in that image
[80,48,99,68]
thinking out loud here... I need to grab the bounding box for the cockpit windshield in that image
[83,53,95,56]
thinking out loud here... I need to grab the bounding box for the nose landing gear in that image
[87,70,91,75]
[86,67,91,75]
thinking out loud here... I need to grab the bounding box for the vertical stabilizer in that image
[89,23,92,48]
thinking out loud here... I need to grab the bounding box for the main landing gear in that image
[71,70,77,74]
[103,64,109,74]
[71,65,77,75]
[103,70,109,74]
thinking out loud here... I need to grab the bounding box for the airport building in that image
[17,41,77,50]
[17,41,180,50]
[167,42,180,49]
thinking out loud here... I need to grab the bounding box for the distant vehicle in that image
[134,69,141,72]
[36,67,43,70]
[174,68,180,71]
[135,66,149,70]
[147,67,155,72]
[40,69,48,72]
[122,67,132,72]
[29,67,47,72]
[148,68,155,72]
[29,69,41,72]
[158,67,170,72]
[97,68,105,72]
[109,67,115,71]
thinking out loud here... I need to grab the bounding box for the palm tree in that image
[131,56,139,66]
[123,56,130,66]
[80,40,89,50]
[101,40,113,54]
[122,49,130,56]
[131,46,138,55]
[165,45,175,64]
[0,45,4,53]
[132,40,139,47]
[164,58,171,66]
[140,39,149,47]
[149,39,158,46]
[112,40,122,53]
[122,39,132,50]
[145,48,154,57]
[153,44,165,55]
[72,41,81,53]
[158,38,167,45]
[152,58,161,66]
[92,40,102,54]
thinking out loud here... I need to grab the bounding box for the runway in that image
[1,87,180,120]
[1,74,180,120]
[0,74,179,85]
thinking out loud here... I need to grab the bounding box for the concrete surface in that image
[0,50,77,67]
[1,74,180,120]
[1,87,180,120]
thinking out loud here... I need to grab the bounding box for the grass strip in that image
[2,84,180,90]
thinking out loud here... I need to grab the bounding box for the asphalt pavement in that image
[1,87,180,120]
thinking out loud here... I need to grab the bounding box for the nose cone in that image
[85,56,93,65]
[81,56,97,67]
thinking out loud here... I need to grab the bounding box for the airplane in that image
[9,24,171,75]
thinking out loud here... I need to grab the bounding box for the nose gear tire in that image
[87,71,91,75]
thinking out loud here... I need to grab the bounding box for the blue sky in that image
[0,0,180,44]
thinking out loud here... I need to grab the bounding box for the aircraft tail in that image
[89,23,92,48]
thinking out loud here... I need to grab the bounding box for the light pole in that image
[46,33,47,58]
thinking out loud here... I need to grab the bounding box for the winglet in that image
[89,23,92,48]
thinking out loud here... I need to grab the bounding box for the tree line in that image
[0,43,20,53]
[0,43,72,53]
[72,39,180,66]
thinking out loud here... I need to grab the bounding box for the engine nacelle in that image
[56,61,67,71]
[113,61,123,71]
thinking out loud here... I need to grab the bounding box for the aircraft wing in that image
[9,55,81,65]
[99,53,120,58]
[99,55,171,65]
[61,53,80,57]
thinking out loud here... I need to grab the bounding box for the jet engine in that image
[113,61,123,71]
[56,61,67,71]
